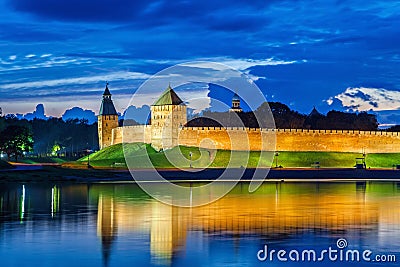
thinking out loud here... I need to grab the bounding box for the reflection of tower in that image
[150,201,187,265]
[98,83,119,150]
[150,84,187,150]
[356,181,367,203]
[229,93,242,112]
[97,194,118,267]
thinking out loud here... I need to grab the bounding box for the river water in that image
[0,181,399,266]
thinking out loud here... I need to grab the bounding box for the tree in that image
[256,102,306,129]
[0,125,33,161]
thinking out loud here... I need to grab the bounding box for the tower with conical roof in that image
[98,83,119,149]
[229,92,242,112]
[150,84,187,150]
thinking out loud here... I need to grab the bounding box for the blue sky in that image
[0,0,399,125]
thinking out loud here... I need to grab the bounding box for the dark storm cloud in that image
[7,0,263,23]
[201,14,270,32]
[0,23,70,42]
[7,0,149,22]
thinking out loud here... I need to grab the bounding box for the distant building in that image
[309,106,322,117]
[304,106,323,129]
[229,93,242,112]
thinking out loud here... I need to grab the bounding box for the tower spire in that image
[103,82,111,97]
[98,82,119,150]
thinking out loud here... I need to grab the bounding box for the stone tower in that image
[98,83,119,150]
[229,93,242,112]
[150,84,187,150]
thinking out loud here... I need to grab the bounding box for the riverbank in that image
[0,165,400,183]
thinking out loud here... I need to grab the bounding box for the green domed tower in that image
[150,84,187,150]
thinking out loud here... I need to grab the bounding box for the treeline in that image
[386,125,400,132]
[0,115,98,157]
[188,102,379,131]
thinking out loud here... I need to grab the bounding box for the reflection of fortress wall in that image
[195,193,378,234]
[150,202,187,264]
[94,186,383,265]
[110,126,400,153]
[91,183,399,263]
[95,183,383,243]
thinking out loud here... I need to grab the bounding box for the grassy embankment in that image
[72,143,400,169]
[18,157,69,164]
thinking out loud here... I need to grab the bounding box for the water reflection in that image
[51,185,60,218]
[0,182,399,267]
[97,194,117,266]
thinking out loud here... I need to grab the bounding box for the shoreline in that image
[1,165,400,183]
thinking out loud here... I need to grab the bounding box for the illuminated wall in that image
[111,125,400,153]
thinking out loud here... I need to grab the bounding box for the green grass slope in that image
[365,153,400,168]
[77,143,271,168]
[19,157,68,164]
[74,142,400,169]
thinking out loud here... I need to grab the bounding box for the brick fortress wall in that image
[111,126,400,153]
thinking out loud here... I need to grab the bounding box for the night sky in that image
[0,0,399,126]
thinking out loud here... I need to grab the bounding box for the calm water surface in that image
[0,181,399,267]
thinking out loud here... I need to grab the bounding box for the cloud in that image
[326,97,334,105]
[330,87,400,111]
[122,105,151,124]
[62,107,97,124]
[0,55,92,72]
[23,103,47,120]
[7,0,280,24]
[8,0,150,22]
[182,57,302,71]
[219,58,302,70]
[243,70,266,82]
[0,71,151,90]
